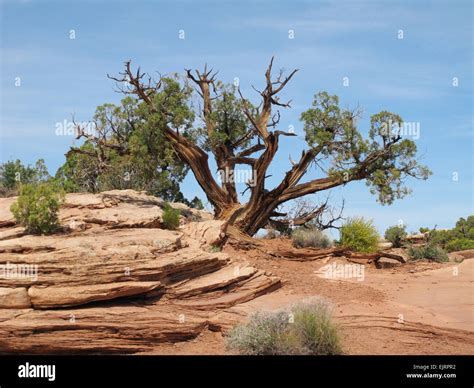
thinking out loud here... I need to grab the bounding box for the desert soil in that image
[148,239,473,355]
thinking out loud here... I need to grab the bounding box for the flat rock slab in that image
[168,265,258,298]
[451,249,474,259]
[0,287,31,308]
[28,281,163,309]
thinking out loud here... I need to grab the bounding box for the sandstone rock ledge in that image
[0,190,280,354]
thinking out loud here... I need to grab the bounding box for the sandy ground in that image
[147,241,473,355]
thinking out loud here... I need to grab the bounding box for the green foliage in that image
[445,238,474,253]
[0,159,51,196]
[226,299,341,355]
[419,227,430,233]
[161,203,180,230]
[290,301,341,355]
[425,216,474,252]
[408,244,448,263]
[384,225,407,248]
[176,194,204,210]
[429,229,454,247]
[10,182,65,234]
[60,77,256,204]
[292,227,333,249]
[340,217,379,253]
[301,92,431,205]
[61,65,431,225]
[188,196,204,210]
[455,216,474,239]
[59,82,193,201]
[55,143,95,193]
[198,83,252,152]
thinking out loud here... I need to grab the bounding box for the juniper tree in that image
[69,58,430,236]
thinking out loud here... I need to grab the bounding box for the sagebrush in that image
[292,227,333,249]
[226,299,341,355]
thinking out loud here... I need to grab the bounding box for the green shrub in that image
[161,203,180,230]
[429,229,454,247]
[423,216,474,250]
[208,244,222,253]
[384,225,407,248]
[407,244,448,263]
[290,300,341,355]
[419,227,430,234]
[445,238,474,253]
[10,182,64,234]
[339,217,379,253]
[226,299,341,355]
[0,159,50,195]
[292,227,333,249]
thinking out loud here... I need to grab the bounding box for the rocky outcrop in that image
[0,190,280,354]
[447,249,474,263]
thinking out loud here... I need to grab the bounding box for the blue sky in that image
[1,0,472,234]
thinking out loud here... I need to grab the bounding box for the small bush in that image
[10,182,64,234]
[408,244,448,263]
[208,244,222,253]
[422,216,474,251]
[161,203,180,230]
[445,238,474,253]
[429,229,454,247]
[226,310,290,355]
[339,217,379,253]
[292,227,333,249]
[226,299,341,355]
[384,225,407,248]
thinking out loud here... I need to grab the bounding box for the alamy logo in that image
[18,362,55,382]
[318,263,365,282]
[380,119,421,140]
[217,167,256,186]
[0,262,38,281]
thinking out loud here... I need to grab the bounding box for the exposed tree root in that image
[333,250,407,264]
[226,232,407,266]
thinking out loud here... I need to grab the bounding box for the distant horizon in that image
[1,0,472,234]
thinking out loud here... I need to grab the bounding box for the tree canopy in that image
[66,58,431,235]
